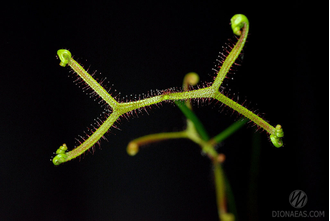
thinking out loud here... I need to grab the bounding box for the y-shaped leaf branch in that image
[52,14,283,166]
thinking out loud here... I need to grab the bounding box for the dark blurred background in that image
[1,1,327,220]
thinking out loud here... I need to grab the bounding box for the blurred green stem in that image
[175,100,210,141]
[209,118,248,145]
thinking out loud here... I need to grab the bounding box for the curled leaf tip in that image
[57,49,72,67]
[127,142,139,156]
[230,14,249,36]
[270,125,284,148]
[53,144,68,165]
[184,72,199,86]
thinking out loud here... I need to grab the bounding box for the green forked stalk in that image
[52,14,283,165]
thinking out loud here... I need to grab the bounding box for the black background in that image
[1,1,328,220]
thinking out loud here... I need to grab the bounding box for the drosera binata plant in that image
[51,14,284,220]
[52,14,284,165]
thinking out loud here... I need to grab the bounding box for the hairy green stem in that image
[212,14,249,91]
[52,14,283,165]
[214,91,275,133]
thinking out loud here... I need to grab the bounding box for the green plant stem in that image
[223,171,238,220]
[209,118,248,145]
[130,131,188,147]
[175,100,210,141]
[213,159,226,213]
